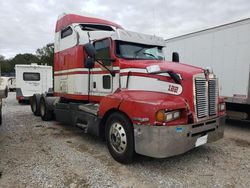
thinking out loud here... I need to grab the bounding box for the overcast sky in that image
[0,0,250,58]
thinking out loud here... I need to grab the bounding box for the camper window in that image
[23,72,40,81]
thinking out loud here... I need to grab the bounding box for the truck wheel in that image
[31,94,41,116]
[40,97,53,121]
[105,112,134,164]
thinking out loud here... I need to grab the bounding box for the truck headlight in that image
[219,103,226,111]
[165,110,181,122]
[156,110,181,122]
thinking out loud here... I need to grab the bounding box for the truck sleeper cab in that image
[31,13,226,164]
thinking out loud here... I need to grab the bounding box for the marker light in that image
[219,103,226,111]
[155,110,166,122]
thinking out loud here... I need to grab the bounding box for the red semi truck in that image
[31,13,226,163]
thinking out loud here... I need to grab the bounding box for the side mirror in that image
[172,52,179,63]
[84,43,96,58]
[85,57,95,69]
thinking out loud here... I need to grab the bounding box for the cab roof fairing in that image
[56,13,123,32]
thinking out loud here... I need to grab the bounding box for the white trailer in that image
[164,18,250,120]
[0,69,8,124]
[15,64,53,103]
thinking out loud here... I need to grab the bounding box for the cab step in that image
[78,103,99,115]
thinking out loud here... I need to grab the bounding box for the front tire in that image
[105,112,134,164]
[40,97,53,121]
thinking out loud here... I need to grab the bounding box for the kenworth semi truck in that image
[31,13,226,164]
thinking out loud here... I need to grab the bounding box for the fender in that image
[99,89,124,117]
[99,89,188,126]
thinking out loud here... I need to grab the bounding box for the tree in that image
[0,55,4,61]
[11,53,40,65]
[0,43,54,74]
[36,45,54,66]
[1,53,40,74]
[0,55,12,74]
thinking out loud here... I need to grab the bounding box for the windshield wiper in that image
[143,52,157,59]
[134,47,144,58]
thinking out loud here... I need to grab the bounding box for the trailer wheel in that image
[105,112,134,164]
[40,97,53,121]
[31,94,41,116]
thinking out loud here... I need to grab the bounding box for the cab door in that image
[89,38,113,98]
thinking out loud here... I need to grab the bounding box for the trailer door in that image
[22,71,42,96]
[41,68,47,93]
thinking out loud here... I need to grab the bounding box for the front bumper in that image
[134,115,225,158]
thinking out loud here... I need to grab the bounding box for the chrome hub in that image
[109,122,127,154]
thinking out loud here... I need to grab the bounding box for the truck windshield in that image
[115,41,164,60]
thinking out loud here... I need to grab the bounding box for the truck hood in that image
[118,59,206,121]
[119,59,204,77]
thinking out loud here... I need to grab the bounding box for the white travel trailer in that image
[0,72,8,125]
[15,64,53,103]
[165,18,250,121]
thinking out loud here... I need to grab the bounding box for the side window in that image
[23,72,40,81]
[103,75,111,89]
[94,39,111,66]
[61,27,73,39]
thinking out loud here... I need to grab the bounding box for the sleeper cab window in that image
[61,26,73,39]
[94,39,111,66]
[23,72,40,81]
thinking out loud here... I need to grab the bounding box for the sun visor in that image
[111,29,165,47]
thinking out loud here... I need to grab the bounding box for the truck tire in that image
[31,94,41,116]
[40,97,53,121]
[105,112,134,164]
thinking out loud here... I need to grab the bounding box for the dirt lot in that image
[0,92,250,188]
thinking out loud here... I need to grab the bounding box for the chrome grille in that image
[195,77,218,119]
[208,79,218,116]
[195,78,208,118]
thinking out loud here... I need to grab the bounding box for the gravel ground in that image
[0,92,250,188]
